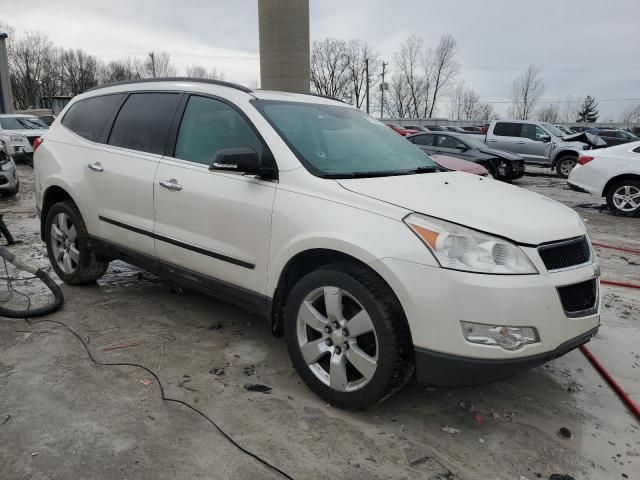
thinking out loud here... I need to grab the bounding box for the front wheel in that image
[284,263,413,410]
[606,179,640,217]
[45,201,109,284]
[555,156,577,178]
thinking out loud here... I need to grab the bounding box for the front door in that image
[518,123,553,163]
[153,94,276,302]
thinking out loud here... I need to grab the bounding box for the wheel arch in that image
[40,184,79,240]
[601,173,640,197]
[269,248,409,339]
[551,149,578,167]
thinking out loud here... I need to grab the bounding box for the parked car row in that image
[0,114,50,167]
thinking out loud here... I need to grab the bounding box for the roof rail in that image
[86,77,253,94]
[304,92,346,104]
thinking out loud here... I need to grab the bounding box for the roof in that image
[0,114,40,118]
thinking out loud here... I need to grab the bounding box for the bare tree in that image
[537,103,560,123]
[620,103,640,124]
[508,65,544,120]
[394,35,428,118]
[99,57,145,83]
[7,31,52,109]
[185,64,225,80]
[345,40,379,110]
[448,80,492,120]
[310,38,351,101]
[427,33,459,118]
[147,51,177,78]
[558,95,579,122]
[59,48,99,94]
[385,74,411,118]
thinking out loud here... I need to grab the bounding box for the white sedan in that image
[568,141,640,216]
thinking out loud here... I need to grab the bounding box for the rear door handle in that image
[87,162,104,172]
[159,179,182,191]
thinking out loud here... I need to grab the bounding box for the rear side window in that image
[108,93,180,155]
[412,134,434,146]
[493,122,521,137]
[174,95,263,165]
[62,94,123,142]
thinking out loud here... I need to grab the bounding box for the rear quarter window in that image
[61,94,123,142]
[108,93,180,155]
[493,122,521,137]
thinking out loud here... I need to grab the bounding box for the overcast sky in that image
[2,0,639,119]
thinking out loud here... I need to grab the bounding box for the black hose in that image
[0,246,64,318]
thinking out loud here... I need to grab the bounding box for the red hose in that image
[591,241,640,256]
[601,279,640,290]
[579,345,640,421]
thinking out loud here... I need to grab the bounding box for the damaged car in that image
[407,131,525,180]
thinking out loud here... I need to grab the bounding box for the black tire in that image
[284,263,413,410]
[44,201,109,284]
[483,161,499,179]
[605,179,640,217]
[555,155,577,179]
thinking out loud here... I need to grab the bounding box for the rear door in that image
[153,94,276,302]
[433,134,475,160]
[83,92,181,257]
[487,122,522,153]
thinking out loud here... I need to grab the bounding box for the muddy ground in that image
[0,165,638,480]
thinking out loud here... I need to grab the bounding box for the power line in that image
[483,97,640,104]
[461,65,640,72]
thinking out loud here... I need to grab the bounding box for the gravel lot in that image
[0,165,638,480]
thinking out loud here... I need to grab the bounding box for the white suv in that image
[34,79,600,409]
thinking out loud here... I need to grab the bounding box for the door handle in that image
[517,141,526,144]
[159,179,182,191]
[488,139,497,143]
[87,162,104,172]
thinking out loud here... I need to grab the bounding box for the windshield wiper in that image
[407,166,439,174]
[325,170,413,179]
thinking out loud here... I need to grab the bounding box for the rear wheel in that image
[555,155,577,178]
[605,179,640,217]
[284,263,413,410]
[45,201,109,284]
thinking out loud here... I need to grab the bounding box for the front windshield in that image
[254,100,438,177]
[541,123,564,137]
[0,116,49,130]
[458,135,487,149]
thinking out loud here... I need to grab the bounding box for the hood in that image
[338,172,584,245]
[478,148,524,161]
[562,132,607,148]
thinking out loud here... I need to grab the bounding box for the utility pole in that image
[380,61,388,118]
[365,58,370,114]
[148,52,156,78]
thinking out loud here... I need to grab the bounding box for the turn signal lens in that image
[578,155,593,165]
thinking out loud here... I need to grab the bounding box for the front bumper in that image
[6,144,34,165]
[414,326,598,386]
[369,256,600,384]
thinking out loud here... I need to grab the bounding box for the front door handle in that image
[517,141,526,144]
[159,179,182,191]
[88,162,104,172]
[488,139,497,143]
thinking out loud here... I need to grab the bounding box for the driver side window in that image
[174,95,263,165]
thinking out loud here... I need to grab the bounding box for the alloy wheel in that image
[612,185,640,212]
[560,159,576,177]
[50,212,79,274]
[296,286,378,392]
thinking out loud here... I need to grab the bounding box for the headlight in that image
[404,213,537,274]
[9,134,27,143]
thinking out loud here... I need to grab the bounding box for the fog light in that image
[460,321,539,351]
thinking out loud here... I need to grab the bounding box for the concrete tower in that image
[0,32,15,113]
[258,0,310,93]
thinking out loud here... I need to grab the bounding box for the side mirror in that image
[210,147,261,174]
[540,134,551,143]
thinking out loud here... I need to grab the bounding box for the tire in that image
[555,155,577,179]
[44,201,109,284]
[605,179,640,217]
[2,179,18,197]
[483,161,499,179]
[284,263,413,410]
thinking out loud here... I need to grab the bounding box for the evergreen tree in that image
[576,95,599,123]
